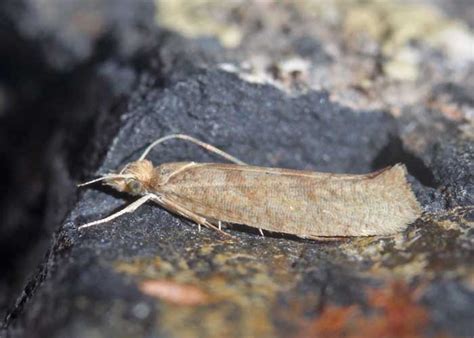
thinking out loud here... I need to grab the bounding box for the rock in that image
[0,57,389,334]
[2,1,473,337]
[0,0,155,323]
[427,138,474,207]
[4,47,473,335]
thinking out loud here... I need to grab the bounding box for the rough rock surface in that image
[0,0,155,322]
[1,0,473,337]
[4,56,474,338]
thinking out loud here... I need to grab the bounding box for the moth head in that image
[78,160,156,196]
[105,176,145,196]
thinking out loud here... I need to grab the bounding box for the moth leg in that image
[156,199,201,232]
[218,221,222,231]
[298,234,345,242]
[259,228,265,237]
[154,196,232,238]
[138,134,246,165]
[78,194,156,229]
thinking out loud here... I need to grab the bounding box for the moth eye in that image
[127,179,142,193]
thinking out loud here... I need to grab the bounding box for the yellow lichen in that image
[113,242,300,338]
[156,0,242,48]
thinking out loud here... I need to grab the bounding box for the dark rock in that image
[427,138,474,207]
[104,69,397,174]
[0,0,155,323]
[6,43,472,334]
[2,2,473,337]
[2,59,402,336]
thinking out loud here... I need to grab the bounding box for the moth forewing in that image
[154,162,422,237]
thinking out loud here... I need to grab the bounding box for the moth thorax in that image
[154,162,195,186]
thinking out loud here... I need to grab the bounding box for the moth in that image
[78,134,422,239]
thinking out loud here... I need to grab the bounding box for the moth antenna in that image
[77,174,133,187]
[138,134,247,165]
[119,163,131,175]
[160,162,198,186]
[77,176,110,187]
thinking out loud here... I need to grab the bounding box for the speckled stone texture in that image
[0,0,155,325]
[3,62,473,337]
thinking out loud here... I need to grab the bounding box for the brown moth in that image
[78,134,422,239]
